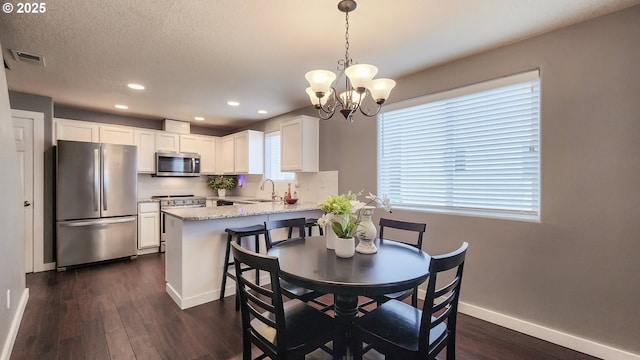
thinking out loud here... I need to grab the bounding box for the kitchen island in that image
[162,202,323,309]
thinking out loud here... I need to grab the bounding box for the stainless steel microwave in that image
[155,152,200,177]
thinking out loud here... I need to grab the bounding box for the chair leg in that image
[411,288,418,307]
[220,234,233,299]
[254,234,260,286]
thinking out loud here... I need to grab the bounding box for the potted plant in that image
[207,175,237,197]
[317,191,392,257]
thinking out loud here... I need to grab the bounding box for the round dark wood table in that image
[267,236,430,358]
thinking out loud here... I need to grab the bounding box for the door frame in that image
[11,109,47,272]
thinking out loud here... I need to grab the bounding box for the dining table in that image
[266,236,431,358]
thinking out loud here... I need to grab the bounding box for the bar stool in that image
[220,224,265,310]
[289,218,324,238]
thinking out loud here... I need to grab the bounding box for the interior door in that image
[13,116,34,273]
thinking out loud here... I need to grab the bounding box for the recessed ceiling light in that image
[115,104,128,110]
[194,116,205,121]
[127,83,145,90]
[257,110,268,114]
[227,101,240,107]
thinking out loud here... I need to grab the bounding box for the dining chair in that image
[231,242,336,359]
[352,242,468,360]
[365,218,427,309]
[264,218,332,311]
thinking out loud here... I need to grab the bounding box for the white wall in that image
[0,41,28,360]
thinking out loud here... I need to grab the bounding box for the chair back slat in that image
[264,218,306,249]
[231,242,288,358]
[378,218,426,249]
[419,242,468,355]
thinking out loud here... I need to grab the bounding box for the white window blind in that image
[264,132,295,181]
[377,70,540,219]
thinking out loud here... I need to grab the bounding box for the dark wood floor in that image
[11,253,599,360]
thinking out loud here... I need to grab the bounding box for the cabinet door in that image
[217,135,235,173]
[138,212,159,249]
[280,116,319,172]
[281,120,302,171]
[134,130,156,173]
[99,125,135,145]
[234,132,249,173]
[179,135,200,153]
[200,136,217,174]
[156,132,180,152]
[55,118,99,143]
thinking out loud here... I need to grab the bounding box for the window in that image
[264,132,295,181]
[377,70,540,220]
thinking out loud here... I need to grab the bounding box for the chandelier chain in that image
[344,11,350,65]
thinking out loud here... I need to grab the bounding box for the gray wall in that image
[0,40,26,357]
[319,6,640,354]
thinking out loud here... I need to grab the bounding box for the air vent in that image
[11,49,46,66]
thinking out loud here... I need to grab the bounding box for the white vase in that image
[217,189,226,197]
[335,237,355,258]
[356,206,378,254]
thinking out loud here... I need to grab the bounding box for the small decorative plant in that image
[317,191,391,239]
[207,175,237,191]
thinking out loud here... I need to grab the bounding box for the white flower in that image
[350,200,366,212]
[316,214,331,228]
[381,194,392,212]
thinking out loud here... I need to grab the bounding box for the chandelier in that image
[305,0,396,122]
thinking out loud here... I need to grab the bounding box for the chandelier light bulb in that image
[306,87,332,107]
[345,64,378,90]
[369,78,397,103]
[305,70,337,96]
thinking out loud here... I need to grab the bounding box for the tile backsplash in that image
[137,171,338,203]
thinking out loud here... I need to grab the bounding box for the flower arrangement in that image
[317,191,391,239]
[207,175,237,190]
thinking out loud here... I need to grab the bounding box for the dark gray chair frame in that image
[231,242,336,359]
[264,218,332,311]
[352,242,468,360]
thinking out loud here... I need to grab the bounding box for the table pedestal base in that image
[334,295,359,359]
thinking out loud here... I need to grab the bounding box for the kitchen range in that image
[153,194,206,252]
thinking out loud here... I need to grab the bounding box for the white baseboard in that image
[0,288,29,360]
[458,302,640,360]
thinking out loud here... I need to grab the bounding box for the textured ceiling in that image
[1,0,639,129]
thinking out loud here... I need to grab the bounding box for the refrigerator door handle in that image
[93,148,100,212]
[59,217,136,227]
[102,147,108,211]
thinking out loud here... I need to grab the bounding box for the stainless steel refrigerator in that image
[56,140,138,271]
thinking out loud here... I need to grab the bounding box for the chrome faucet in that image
[260,179,276,201]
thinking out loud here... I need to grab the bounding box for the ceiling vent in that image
[11,49,46,67]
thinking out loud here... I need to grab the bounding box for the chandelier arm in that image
[358,91,382,117]
[317,107,336,120]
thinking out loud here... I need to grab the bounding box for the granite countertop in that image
[162,202,321,221]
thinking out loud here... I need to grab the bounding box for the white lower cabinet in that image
[138,202,160,254]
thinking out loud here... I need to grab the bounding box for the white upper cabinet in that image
[216,130,263,174]
[179,134,200,153]
[54,118,99,144]
[134,130,156,173]
[280,115,319,172]
[199,136,217,174]
[155,132,180,152]
[234,130,264,174]
[180,134,217,174]
[217,134,236,174]
[99,125,135,145]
